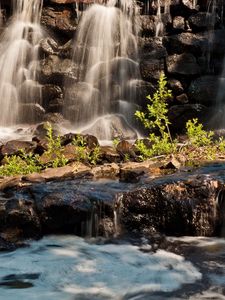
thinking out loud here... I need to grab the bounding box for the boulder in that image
[1,140,37,156]
[140,58,165,82]
[116,178,220,236]
[188,12,220,32]
[41,6,77,37]
[167,53,201,77]
[187,76,220,106]
[38,55,78,85]
[4,199,41,239]
[163,32,208,55]
[168,104,210,133]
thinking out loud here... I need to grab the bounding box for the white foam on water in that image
[0,236,202,300]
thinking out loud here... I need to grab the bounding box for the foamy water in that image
[0,236,202,300]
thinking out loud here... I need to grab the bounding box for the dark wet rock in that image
[42,84,63,109]
[38,55,78,85]
[116,178,220,236]
[139,38,168,61]
[0,140,37,157]
[4,199,41,239]
[212,29,225,56]
[176,93,189,104]
[139,15,158,37]
[37,192,92,233]
[41,6,77,37]
[47,98,64,113]
[168,104,210,133]
[140,58,165,82]
[163,32,208,56]
[167,53,201,77]
[168,79,184,95]
[40,37,73,59]
[0,236,18,252]
[131,80,156,108]
[188,12,220,32]
[187,76,220,106]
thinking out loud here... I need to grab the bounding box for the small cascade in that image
[155,0,171,37]
[0,0,43,126]
[65,0,141,140]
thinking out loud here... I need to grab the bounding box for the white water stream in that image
[0,0,43,126]
[0,236,202,300]
[65,0,141,140]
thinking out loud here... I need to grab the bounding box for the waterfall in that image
[65,0,140,140]
[0,0,43,126]
[155,0,171,37]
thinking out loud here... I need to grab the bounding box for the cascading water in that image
[0,0,43,126]
[155,0,171,37]
[65,0,141,140]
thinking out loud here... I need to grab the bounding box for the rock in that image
[167,53,201,77]
[173,16,186,31]
[188,12,220,32]
[168,79,184,95]
[212,29,225,56]
[139,15,158,37]
[140,59,165,82]
[40,37,73,59]
[1,140,37,156]
[62,144,77,162]
[92,163,120,179]
[42,84,63,109]
[99,146,121,163]
[40,37,60,56]
[38,55,78,85]
[116,178,220,236]
[176,93,189,104]
[37,191,93,233]
[5,199,41,239]
[0,236,18,252]
[168,104,210,133]
[41,6,77,37]
[161,156,181,170]
[139,37,168,60]
[187,76,220,106]
[47,98,64,113]
[163,32,208,55]
[116,140,136,160]
[43,112,65,124]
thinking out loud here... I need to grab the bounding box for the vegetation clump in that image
[135,73,176,160]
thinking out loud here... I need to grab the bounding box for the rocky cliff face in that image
[0,0,225,133]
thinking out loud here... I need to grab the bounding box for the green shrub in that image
[0,150,41,176]
[44,122,68,168]
[186,118,214,147]
[135,73,176,159]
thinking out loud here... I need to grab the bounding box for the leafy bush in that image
[44,122,68,168]
[135,73,176,159]
[186,118,214,147]
[0,150,41,176]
